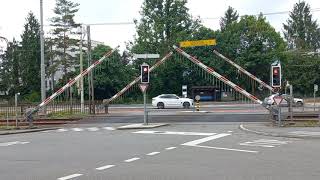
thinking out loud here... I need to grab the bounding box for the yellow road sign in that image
[179,39,216,47]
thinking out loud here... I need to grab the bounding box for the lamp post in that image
[40,0,46,112]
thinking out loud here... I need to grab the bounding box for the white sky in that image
[0,0,320,51]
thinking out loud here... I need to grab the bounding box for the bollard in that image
[196,100,200,111]
[105,103,109,114]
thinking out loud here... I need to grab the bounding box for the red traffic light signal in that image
[271,66,281,87]
[273,68,279,75]
[141,64,149,83]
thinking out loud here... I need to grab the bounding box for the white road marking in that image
[133,130,216,136]
[57,128,68,132]
[181,133,230,146]
[240,139,290,148]
[0,141,30,147]
[103,127,116,130]
[124,157,140,162]
[57,173,83,180]
[95,165,115,170]
[194,145,258,153]
[71,128,83,132]
[227,131,233,133]
[87,127,99,131]
[165,147,177,150]
[289,131,320,136]
[147,152,160,156]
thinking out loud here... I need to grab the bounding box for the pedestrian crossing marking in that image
[240,139,290,148]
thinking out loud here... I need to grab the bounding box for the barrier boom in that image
[103,52,173,104]
[212,49,275,92]
[28,46,120,116]
[173,45,263,104]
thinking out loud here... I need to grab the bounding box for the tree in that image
[131,0,200,57]
[282,1,320,96]
[20,12,41,98]
[50,0,80,84]
[283,1,320,50]
[220,6,239,30]
[129,0,201,97]
[0,40,22,96]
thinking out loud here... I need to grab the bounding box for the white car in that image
[152,94,194,109]
[264,94,304,106]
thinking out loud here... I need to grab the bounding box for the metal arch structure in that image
[26,46,120,118]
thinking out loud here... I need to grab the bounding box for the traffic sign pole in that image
[314,84,318,111]
[273,95,283,127]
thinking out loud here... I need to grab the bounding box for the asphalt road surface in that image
[1,113,320,180]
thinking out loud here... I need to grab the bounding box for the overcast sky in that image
[0,0,320,51]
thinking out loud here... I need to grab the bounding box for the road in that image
[1,109,320,180]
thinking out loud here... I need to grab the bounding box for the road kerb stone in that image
[239,124,320,139]
[0,127,60,136]
[117,123,169,130]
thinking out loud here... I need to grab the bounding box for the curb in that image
[239,124,320,139]
[117,123,169,130]
[0,127,60,136]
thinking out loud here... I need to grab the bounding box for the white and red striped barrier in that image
[30,46,120,115]
[212,49,275,93]
[173,45,263,104]
[104,52,174,104]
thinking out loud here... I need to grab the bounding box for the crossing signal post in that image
[140,63,150,125]
[271,62,281,88]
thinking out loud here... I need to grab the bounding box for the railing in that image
[0,101,107,120]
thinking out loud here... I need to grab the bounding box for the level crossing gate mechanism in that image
[25,46,120,119]
[104,45,272,108]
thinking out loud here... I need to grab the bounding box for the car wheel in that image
[157,102,165,109]
[183,102,190,109]
[297,101,303,107]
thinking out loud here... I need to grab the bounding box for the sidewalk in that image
[240,123,320,139]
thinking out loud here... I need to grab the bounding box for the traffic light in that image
[141,63,149,83]
[271,66,281,87]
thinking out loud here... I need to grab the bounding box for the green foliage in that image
[282,1,320,95]
[47,110,86,118]
[220,6,239,30]
[0,40,23,96]
[23,91,41,103]
[283,1,320,50]
[89,44,135,99]
[20,12,41,95]
[128,0,201,97]
[50,0,80,84]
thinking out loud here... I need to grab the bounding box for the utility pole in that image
[79,26,85,113]
[40,0,46,111]
[87,25,95,114]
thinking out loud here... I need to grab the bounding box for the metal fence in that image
[0,101,107,120]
